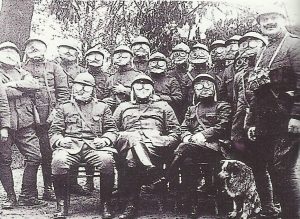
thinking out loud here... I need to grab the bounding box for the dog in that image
[219,160,261,219]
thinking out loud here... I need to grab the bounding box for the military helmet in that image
[209,40,225,51]
[192,73,217,87]
[73,72,96,87]
[58,39,80,51]
[239,32,268,45]
[149,52,167,62]
[225,35,242,46]
[256,6,286,23]
[191,43,209,52]
[172,42,190,53]
[25,38,47,48]
[131,75,154,87]
[113,45,133,56]
[0,41,20,54]
[85,47,105,58]
[131,36,150,47]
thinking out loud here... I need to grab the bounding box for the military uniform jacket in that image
[181,101,231,144]
[89,68,109,100]
[149,72,182,107]
[105,65,144,103]
[208,63,226,91]
[0,86,10,128]
[49,100,118,154]
[133,56,148,73]
[113,100,181,147]
[219,64,235,106]
[0,67,40,130]
[22,60,69,124]
[248,32,300,135]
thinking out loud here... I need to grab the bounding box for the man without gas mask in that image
[166,74,231,218]
[113,75,180,219]
[245,7,300,219]
[147,52,182,109]
[168,42,191,122]
[56,40,86,91]
[22,38,69,201]
[104,45,144,111]
[0,42,47,208]
[50,72,117,219]
[131,36,151,73]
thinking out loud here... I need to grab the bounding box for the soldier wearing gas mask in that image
[85,47,109,100]
[56,40,86,91]
[219,35,241,105]
[209,40,226,89]
[50,72,117,219]
[246,7,300,219]
[169,42,191,122]
[167,74,231,218]
[22,38,69,201]
[0,42,46,208]
[114,75,180,219]
[131,36,151,73]
[147,52,182,108]
[104,45,144,111]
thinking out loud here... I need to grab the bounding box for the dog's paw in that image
[228,211,238,218]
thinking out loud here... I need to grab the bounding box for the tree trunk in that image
[0,0,34,56]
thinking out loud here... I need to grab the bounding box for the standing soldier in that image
[85,47,109,100]
[56,40,86,91]
[114,75,180,219]
[168,42,190,122]
[50,73,117,219]
[104,45,144,111]
[246,7,300,219]
[131,36,151,73]
[22,38,69,200]
[219,35,241,105]
[209,40,226,89]
[147,52,182,109]
[0,42,46,207]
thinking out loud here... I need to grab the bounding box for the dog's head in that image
[218,160,250,180]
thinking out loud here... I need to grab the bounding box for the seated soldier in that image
[113,75,180,219]
[167,74,231,218]
[49,72,117,219]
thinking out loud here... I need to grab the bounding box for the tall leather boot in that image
[42,162,56,201]
[0,165,17,209]
[69,167,90,196]
[84,165,95,192]
[18,162,47,206]
[53,174,69,219]
[100,172,114,219]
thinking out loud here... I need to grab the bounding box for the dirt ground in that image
[0,168,229,219]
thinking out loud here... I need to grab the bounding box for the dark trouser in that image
[0,126,41,198]
[253,134,300,219]
[35,124,53,189]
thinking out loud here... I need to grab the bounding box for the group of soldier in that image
[0,6,299,219]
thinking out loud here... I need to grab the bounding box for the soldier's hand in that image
[94,137,111,149]
[247,127,256,141]
[113,84,127,94]
[0,128,9,142]
[288,118,300,134]
[191,132,206,145]
[59,137,73,149]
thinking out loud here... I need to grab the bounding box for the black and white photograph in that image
[0,0,299,218]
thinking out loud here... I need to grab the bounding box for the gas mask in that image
[194,80,216,100]
[86,52,104,67]
[148,59,167,74]
[171,51,188,64]
[189,48,210,64]
[239,39,264,58]
[132,82,154,102]
[25,41,47,61]
[0,48,20,67]
[225,42,239,60]
[210,46,226,62]
[132,43,150,57]
[113,52,132,66]
[72,83,94,102]
[58,46,78,62]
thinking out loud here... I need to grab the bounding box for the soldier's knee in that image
[25,152,42,165]
[51,150,69,175]
[96,152,115,175]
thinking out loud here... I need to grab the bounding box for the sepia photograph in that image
[0,0,299,218]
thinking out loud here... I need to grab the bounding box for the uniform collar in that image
[268,29,288,44]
